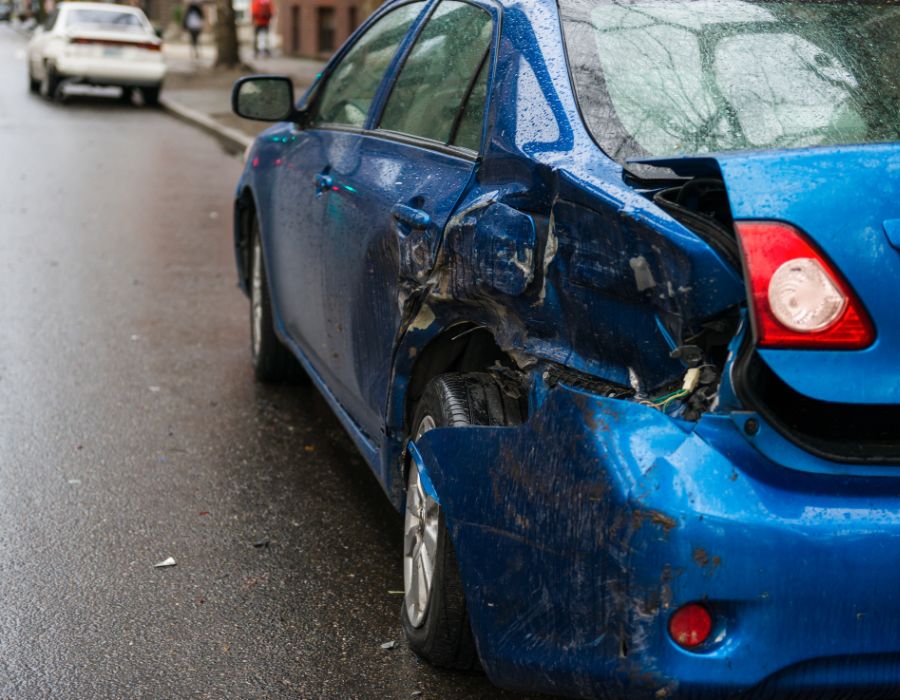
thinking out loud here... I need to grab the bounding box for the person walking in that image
[182,1,203,60]
[251,0,273,57]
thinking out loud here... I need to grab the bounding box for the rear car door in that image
[310,0,496,442]
[265,1,427,410]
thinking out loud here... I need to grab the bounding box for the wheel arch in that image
[234,185,258,295]
[397,322,520,433]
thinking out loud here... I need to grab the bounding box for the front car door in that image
[264,0,428,420]
[310,0,497,444]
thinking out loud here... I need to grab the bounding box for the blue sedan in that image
[230,0,900,696]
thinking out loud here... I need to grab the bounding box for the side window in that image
[451,55,489,151]
[378,0,492,149]
[310,2,425,128]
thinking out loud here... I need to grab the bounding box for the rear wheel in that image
[27,64,39,93]
[40,63,60,100]
[249,215,304,383]
[141,85,161,107]
[401,372,522,669]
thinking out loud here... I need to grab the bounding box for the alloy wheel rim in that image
[251,236,263,359]
[404,415,440,629]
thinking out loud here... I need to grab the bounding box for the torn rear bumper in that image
[413,384,900,699]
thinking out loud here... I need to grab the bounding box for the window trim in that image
[369,0,501,154]
[365,128,479,161]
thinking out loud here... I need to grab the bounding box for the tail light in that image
[70,37,161,51]
[735,221,874,349]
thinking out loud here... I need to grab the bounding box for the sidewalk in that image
[161,37,326,151]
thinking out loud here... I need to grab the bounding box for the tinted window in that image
[379,0,492,147]
[66,9,146,31]
[451,55,489,151]
[560,0,900,162]
[311,2,425,128]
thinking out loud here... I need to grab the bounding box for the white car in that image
[27,2,165,104]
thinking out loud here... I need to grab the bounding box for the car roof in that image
[58,2,144,13]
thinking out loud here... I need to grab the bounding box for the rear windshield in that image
[560,0,900,163]
[65,9,147,30]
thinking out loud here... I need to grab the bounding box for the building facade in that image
[278,0,363,59]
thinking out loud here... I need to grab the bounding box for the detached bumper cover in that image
[414,385,900,699]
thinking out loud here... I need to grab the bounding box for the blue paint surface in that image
[231,0,900,695]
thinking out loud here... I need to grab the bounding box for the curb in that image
[159,94,253,154]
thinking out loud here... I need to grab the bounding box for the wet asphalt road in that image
[0,27,547,700]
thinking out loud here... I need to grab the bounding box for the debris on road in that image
[380,641,397,650]
[253,537,269,548]
[154,557,177,568]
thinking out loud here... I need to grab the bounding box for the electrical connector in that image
[682,367,701,393]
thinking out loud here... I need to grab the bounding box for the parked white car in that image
[27,2,165,104]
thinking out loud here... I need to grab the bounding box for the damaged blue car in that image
[230,0,900,696]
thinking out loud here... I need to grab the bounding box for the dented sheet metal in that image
[413,384,900,699]
[639,145,900,404]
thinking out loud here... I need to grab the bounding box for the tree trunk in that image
[214,0,240,67]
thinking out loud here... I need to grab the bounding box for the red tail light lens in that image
[735,221,874,349]
[70,37,161,51]
[669,603,713,649]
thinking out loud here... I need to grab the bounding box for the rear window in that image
[65,9,147,31]
[560,0,900,163]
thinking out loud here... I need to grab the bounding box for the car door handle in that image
[314,172,333,192]
[391,204,431,230]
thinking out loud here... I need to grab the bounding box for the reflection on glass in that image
[560,0,900,161]
[311,2,426,128]
[238,80,292,120]
[379,0,493,146]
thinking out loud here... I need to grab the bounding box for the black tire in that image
[249,215,304,383]
[41,63,60,100]
[401,372,522,669]
[141,85,161,107]
[119,87,133,104]
[28,65,39,93]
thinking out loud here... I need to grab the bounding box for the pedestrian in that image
[251,0,273,57]
[182,1,203,60]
